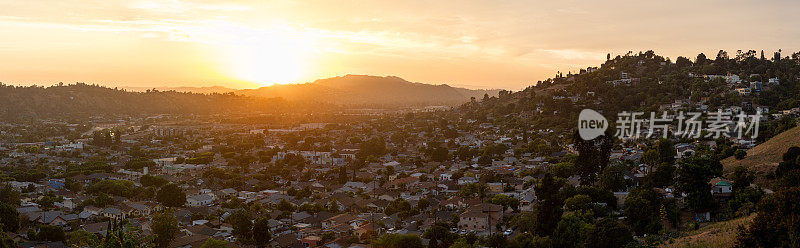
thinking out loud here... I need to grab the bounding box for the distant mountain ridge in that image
[121,75,499,107]
[235,75,499,106]
[121,86,237,94]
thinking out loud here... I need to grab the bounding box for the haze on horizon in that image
[1,0,800,90]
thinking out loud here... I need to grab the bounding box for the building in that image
[487,183,504,193]
[710,177,732,197]
[187,194,214,207]
[457,203,503,234]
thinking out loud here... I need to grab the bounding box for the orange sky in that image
[2,0,800,90]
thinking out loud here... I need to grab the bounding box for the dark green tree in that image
[156,184,186,208]
[534,173,563,235]
[573,131,613,185]
[624,187,663,235]
[0,204,19,232]
[676,157,721,212]
[152,211,179,247]
[252,216,272,245]
[423,222,457,248]
[587,217,634,248]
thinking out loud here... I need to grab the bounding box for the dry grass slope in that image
[722,125,800,185]
[659,215,754,248]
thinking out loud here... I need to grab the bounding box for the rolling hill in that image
[122,86,237,94]
[235,74,499,107]
[659,214,754,248]
[722,124,800,186]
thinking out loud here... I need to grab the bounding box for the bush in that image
[734,150,746,160]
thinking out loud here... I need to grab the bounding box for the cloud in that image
[127,0,251,13]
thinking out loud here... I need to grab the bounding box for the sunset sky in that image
[2,0,800,90]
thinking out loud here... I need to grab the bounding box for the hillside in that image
[659,215,754,248]
[722,125,800,185]
[236,75,499,107]
[122,86,237,94]
[0,83,293,120]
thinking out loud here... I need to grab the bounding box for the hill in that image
[121,86,237,94]
[722,124,800,185]
[0,83,294,120]
[235,75,499,107]
[659,215,754,248]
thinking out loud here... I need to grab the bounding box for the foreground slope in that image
[659,215,754,248]
[722,125,800,185]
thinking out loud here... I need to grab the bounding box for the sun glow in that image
[220,26,318,86]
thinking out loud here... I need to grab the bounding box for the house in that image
[675,143,695,159]
[272,234,301,248]
[30,211,72,226]
[102,207,125,220]
[302,235,322,247]
[187,194,214,207]
[519,190,537,212]
[710,177,733,197]
[457,177,478,185]
[122,201,153,216]
[322,213,356,229]
[457,203,503,233]
[735,88,751,95]
[486,183,504,193]
[82,221,109,236]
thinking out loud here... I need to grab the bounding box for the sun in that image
[222,29,315,86]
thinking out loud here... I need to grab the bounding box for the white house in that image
[187,194,214,207]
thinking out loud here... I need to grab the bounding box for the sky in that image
[1,0,800,90]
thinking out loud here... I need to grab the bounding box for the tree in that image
[277,199,295,212]
[775,146,800,180]
[551,162,575,178]
[358,137,387,159]
[152,211,179,247]
[563,194,592,213]
[384,199,415,218]
[98,221,150,248]
[598,162,629,191]
[489,194,520,212]
[509,233,551,248]
[0,204,19,233]
[734,149,746,159]
[551,212,593,248]
[656,139,676,165]
[534,173,563,235]
[66,230,98,247]
[730,166,754,191]
[573,131,613,185]
[252,217,272,245]
[200,238,228,248]
[676,157,721,211]
[423,222,457,248]
[696,53,708,65]
[624,187,663,235]
[484,233,508,248]
[587,218,634,248]
[0,184,20,206]
[643,163,675,188]
[227,210,253,243]
[37,225,65,241]
[140,174,169,188]
[735,186,800,248]
[156,184,186,208]
[372,234,423,248]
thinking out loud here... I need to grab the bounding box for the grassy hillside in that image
[722,125,800,186]
[659,215,754,248]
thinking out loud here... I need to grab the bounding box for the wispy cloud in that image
[127,0,251,13]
